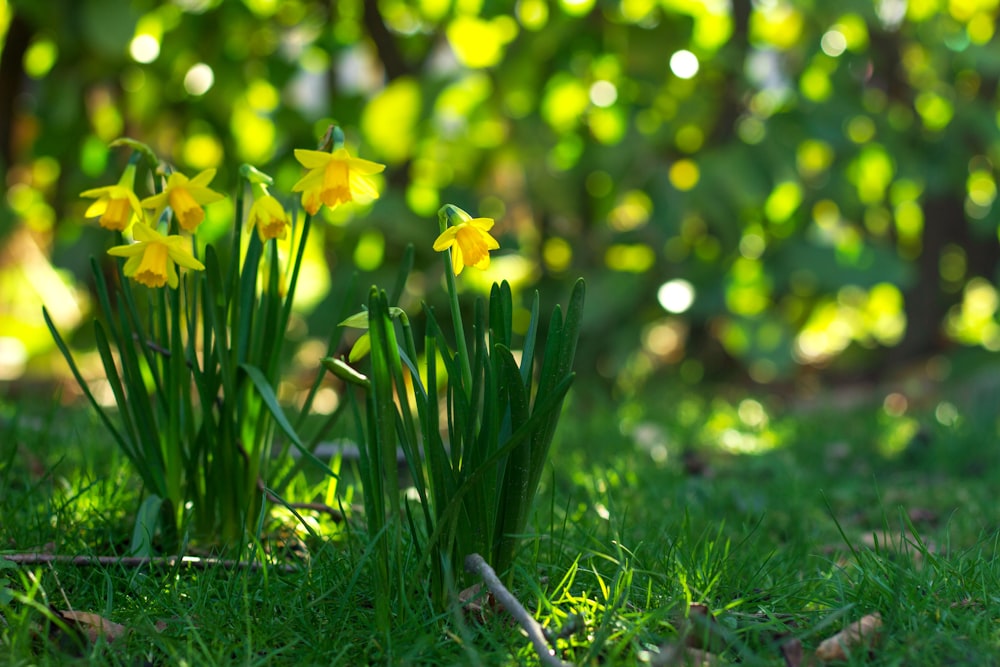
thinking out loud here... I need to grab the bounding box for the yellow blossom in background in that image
[247,192,290,242]
[141,168,225,232]
[80,163,144,231]
[107,222,205,289]
[433,216,500,275]
[292,147,385,215]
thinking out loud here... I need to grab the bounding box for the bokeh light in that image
[184,63,214,96]
[657,279,695,314]
[129,34,160,63]
[669,50,699,79]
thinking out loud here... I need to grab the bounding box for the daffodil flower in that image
[291,147,385,215]
[433,211,500,275]
[141,169,225,232]
[80,163,144,231]
[246,184,290,242]
[107,223,205,289]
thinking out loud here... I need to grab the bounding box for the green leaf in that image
[129,495,163,557]
[365,287,402,513]
[492,344,532,568]
[420,373,575,564]
[240,363,338,478]
[519,291,540,386]
[42,307,128,465]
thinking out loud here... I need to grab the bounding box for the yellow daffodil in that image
[141,169,225,233]
[247,191,290,242]
[433,215,500,275]
[107,223,205,289]
[291,147,385,215]
[80,163,143,231]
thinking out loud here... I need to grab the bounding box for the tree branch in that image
[0,12,33,169]
[361,0,410,81]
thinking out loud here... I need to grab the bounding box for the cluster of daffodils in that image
[80,137,501,292]
[79,140,386,290]
[80,162,221,288]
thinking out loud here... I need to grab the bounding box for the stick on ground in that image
[464,553,574,667]
[1,553,299,573]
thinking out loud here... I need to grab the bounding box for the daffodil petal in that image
[80,186,112,198]
[165,172,191,188]
[294,149,334,169]
[470,217,495,231]
[166,261,179,289]
[107,243,145,257]
[169,250,205,271]
[163,237,204,267]
[132,223,162,242]
[190,188,225,206]
[347,156,387,175]
[123,254,143,275]
[433,227,458,251]
[189,168,217,187]
[348,173,381,200]
[291,169,324,193]
[141,191,169,211]
[84,200,108,217]
[471,252,491,270]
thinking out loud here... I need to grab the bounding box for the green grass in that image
[3,377,1000,665]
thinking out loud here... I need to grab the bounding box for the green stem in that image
[439,212,473,395]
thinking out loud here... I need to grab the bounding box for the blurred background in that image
[2,0,1000,403]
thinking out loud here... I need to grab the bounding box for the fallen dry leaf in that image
[458,582,489,617]
[815,613,882,662]
[780,637,803,667]
[56,610,129,643]
[457,583,511,625]
[683,603,727,654]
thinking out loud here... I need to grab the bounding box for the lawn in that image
[3,365,1000,665]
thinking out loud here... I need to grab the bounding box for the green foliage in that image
[42,140,344,551]
[326,266,583,627]
[6,376,1000,664]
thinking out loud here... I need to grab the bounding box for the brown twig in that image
[1,553,299,573]
[255,478,349,522]
[464,553,574,667]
